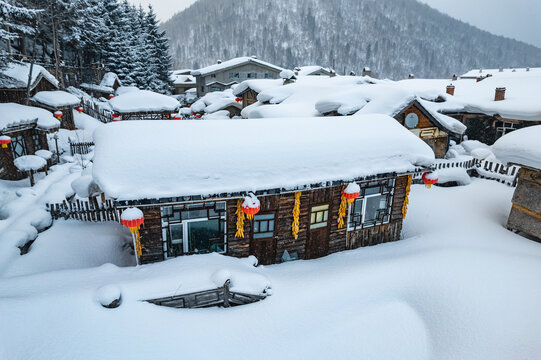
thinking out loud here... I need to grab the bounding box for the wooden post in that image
[29,170,35,186]
[223,279,231,308]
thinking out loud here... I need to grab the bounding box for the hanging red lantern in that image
[53,111,63,119]
[76,106,83,114]
[109,94,115,99]
[235,97,242,103]
[187,104,191,108]
[173,115,182,120]
[72,41,78,46]
[121,207,144,262]
[342,182,361,204]
[242,193,260,219]
[422,172,438,188]
[195,114,201,118]
[112,113,121,121]
[0,136,11,149]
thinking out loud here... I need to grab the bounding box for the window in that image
[253,213,275,239]
[10,135,27,159]
[161,202,226,258]
[247,72,257,79]
[210,85,221,92]
[229,72,234,79]
[348,179,395,230]
[310,204,329,229]
[264,73,273,79]
[32,134,42,151]
[210,74,216,78]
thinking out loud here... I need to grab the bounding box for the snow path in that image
[0,179,540,359]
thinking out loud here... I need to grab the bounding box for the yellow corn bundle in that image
[338,188,347,228]
[402,174,413,219]
[235,199,245,238]
[291,192,301,239]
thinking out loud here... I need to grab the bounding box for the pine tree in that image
[143,5,171,93]
[0,0,38,68]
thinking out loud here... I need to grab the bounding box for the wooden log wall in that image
[507,167,541,240]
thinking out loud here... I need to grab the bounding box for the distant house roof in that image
[205,80,237,87]
[460,67,540,79]
[108,90,180,113]
[192,57,283,77]
[31,90,81,108]
[170,69,195,85]
[233,79,283,97]
[296,66,332,76]
[80,83,115,94]
[0,62,59,90]
[100,72,121,88]
[92,115,434,201]
[0,103,60,133]
[492,125,541,170]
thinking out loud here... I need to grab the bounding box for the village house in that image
[0,62,59,104]
[232,79,282,109]
[91,115,435,265]
[294,66,332,77]
[108,89,180,120]
[170,69,196,95]
[80,72,122,99]
[30,90,81,130]
[492,125,541,241]
[0,103,60,180]
[191,56,283,97]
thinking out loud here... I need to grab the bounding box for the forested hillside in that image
[163,0,541,78]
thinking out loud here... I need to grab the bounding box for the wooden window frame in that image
[252,213,276,240]
[347,179,395,231]
[10,135,27,159]
[310,204,329,230]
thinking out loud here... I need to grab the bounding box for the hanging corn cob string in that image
[337,187,347,229]
[235,199,245,238]
[291,192,301,239]
[241,193,260,220]
[402,174,413,219]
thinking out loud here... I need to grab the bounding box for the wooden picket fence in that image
[81,98,114,123]
[69,139,94,156]
[47,199,120,222]
[474,159,520,186]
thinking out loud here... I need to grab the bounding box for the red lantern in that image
[53,111,63,119]
[76,106,83,114]
[187,104,191,108]
[109,94,115,99]
[121,207,144,262]
[173,115,182,120]
[235,97,242,103]
[422,172,438,188]
[0,136,11,149]
[112,113,121,121]
[72,41,78,46]
[342,182,361,204]
[242,194,260,219]
[195,114,201,118]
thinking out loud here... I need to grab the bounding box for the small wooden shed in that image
[0,62,59,104]
[30,90,81,130]
[493,125,541,241]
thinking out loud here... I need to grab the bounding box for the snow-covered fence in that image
[81,98,114,123]
[473,160,519,186]
[412,158,476,183]
[69,140,94,156]
[47,199,120,222]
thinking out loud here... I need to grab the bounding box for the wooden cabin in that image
[30,91,81,130]
[90,115,435,265]
[0,62,59,104]
[493,125,541,241]
[233,79,283,109]
[0,103,60,180]
[80,72,121,99]
[170,70,197,95]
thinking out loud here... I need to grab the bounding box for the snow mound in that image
[71,176,101,198]
[14,155,46,171]
[492,125,541,169]
[96,284,122,308]
[35,149,53,160]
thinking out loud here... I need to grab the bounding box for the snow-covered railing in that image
[412,158,476,183]
[47,198,120,222]
[69,139,94,156]
[473,160,519,187]
[81,98,114,123]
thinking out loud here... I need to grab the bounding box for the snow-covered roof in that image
[100,72,121,88]
[398,73,541,121]
[0,103,60,133]
[92,116,434,201]
[31,91,81,108]
[297,66,332,76]
[492,125,541,170]
[233,79,283,96]
[192,57,283,77]
[189,89,238,114]
[170,70,196,85]
[460,67,541,79]
[0,62,59,90]
[108,90,180,113]
[80,83,115,94]
[205,80,237,87]
[14,155,47,171]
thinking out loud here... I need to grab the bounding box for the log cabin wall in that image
[241,89,259,108]
[0,126,43,180]
[136,175,410,265]
[507,167,541,240]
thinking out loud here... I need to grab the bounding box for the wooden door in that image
[250,213,277,265]
[306,204,330,259]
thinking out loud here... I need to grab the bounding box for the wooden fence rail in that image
[82,98,113,123]
[47,199,120,222]
[69,139,95,156]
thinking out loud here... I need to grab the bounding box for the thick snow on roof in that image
[242,76,371,119]
[460,67,541,78]
[92,116,434,201]
[31,91,81,108]
[109,90,180,113]
[170,71,195,85]
[233,79,282,96]
[189,89,239,114]
[100,72,120,88]
[80,83,114,94]
[0,103,60,132]
[398,73,541,121]
[492,125,541,170]
[297,65,331,76]
[0,62,58,89]
[192,57,283,76]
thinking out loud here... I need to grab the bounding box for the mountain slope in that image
[163,0,541,79]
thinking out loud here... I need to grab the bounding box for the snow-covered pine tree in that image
[143,5,171,94]
[0,0,38,68]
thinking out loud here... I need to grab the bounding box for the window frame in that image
[310,204,329,230]
[347,179,395,231]
[252,212,276,240]
[10,135,27,159]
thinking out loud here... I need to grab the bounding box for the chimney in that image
[494,87,506,101]
[329,70,336,77]
[526,67,530,72]
[251,55,257,59]
[408,74,415,79]
[349,71,356,76]
[452,74,457,81]
[217,59,222,64]
[446,84,455,96]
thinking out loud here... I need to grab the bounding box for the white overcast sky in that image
[129,0,541,48]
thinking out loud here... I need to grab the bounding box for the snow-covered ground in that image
[1,179,540,359]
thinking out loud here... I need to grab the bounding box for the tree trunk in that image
[51,4,64,88]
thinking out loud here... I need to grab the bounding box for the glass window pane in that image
[310,222,327,230]
[253,221,259,233]
[254,214,274,220]
[182,209,207,220]
[170,223,183,243]
[268,220,274,231]
[260,221,268,232]
[216,202,226,210]
[254,231,273,239]
[312,204,329,212]
[364,186,381,196]
[187,219,222,253]
[323,211,328,221]
[161,206,172,217]
[310,213,315,224]
[364,195,387,222]
[316,211,323,223]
